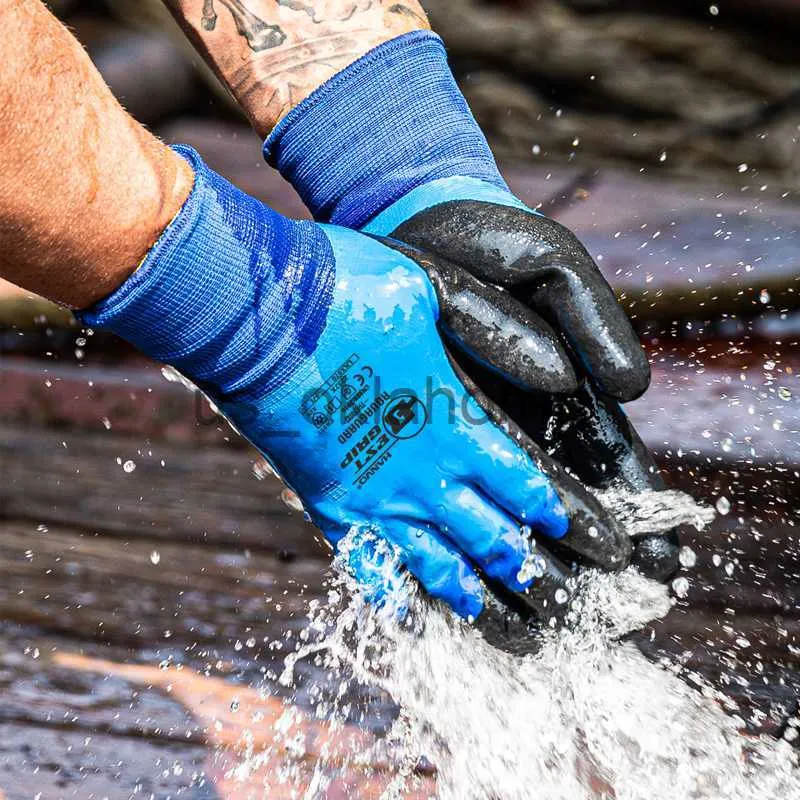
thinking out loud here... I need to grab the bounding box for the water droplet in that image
[281,489,305,513]
[679,547,697,568]
[709,3,719,14]
[230,698,240,713]
[150,550,161,565]
[737,162,748,173]
[759,289,771,304]
[554,588,570,605]
[778,386,792,401]
[715,496,731,515]
[518,553,547,583]
[253,459,276,480]
[671,577,690,598]
[122,460,136,473]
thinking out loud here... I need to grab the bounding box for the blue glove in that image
[77,146,576,621]
[263,31,679,584]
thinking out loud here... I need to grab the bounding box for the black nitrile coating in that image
[393,201,651,402]
[380,201,680,635]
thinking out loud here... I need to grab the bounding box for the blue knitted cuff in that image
[77,145,335,402]
[263,30,508,229]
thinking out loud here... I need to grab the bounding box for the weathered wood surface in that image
[0,625,430,798]
[0,423,323,557]
[0,520,322,651]
[0,721,211,800]
[1,375,798,790]
[0,360,229,445]
[425,0,800,187]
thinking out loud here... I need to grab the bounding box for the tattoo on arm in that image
[162,0,430,134]
[201,0,286,51]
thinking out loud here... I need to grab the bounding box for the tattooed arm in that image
[161,1,430,136]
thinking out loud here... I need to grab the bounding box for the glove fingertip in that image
[596,352,651,403]
[452,586,485,622]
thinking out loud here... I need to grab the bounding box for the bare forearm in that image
[162,0,430,137]
[0,1,193,308]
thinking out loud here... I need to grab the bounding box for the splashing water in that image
[596,488,716,538]
[257,490,800,798]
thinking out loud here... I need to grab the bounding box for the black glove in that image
[391,202,681,587]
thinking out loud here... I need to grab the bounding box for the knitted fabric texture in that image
[263,30,508,229]
[77,145,335,403]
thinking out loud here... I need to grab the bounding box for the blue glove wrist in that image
[77,145,335,405]
[264,30,508,229]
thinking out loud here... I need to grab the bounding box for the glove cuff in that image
[263,30,507,229]
[77,145,335,403]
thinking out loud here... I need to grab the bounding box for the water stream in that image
[250,490,800,799]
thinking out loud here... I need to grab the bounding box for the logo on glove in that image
[382,394,427,440]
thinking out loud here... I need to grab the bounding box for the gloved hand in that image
[263,31,680,588]
[76,146,629,622]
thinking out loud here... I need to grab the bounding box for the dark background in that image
[50,0,800,190]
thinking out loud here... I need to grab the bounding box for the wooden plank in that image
[0,626,200,743]
[0,425,324,557]
[0,360,231,446]
[628,360,800,468]
[505,165,800,322]
[55,653,435,800]
[0,722,210,800]
[0,520,325,652]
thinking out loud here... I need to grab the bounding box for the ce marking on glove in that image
[300,354,376,432]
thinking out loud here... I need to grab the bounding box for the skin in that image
[0,0,428,305]
[0,1,194,308]
[161,0,430,136]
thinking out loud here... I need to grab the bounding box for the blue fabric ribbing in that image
[263,31,508,229]
[76,145,335,402]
